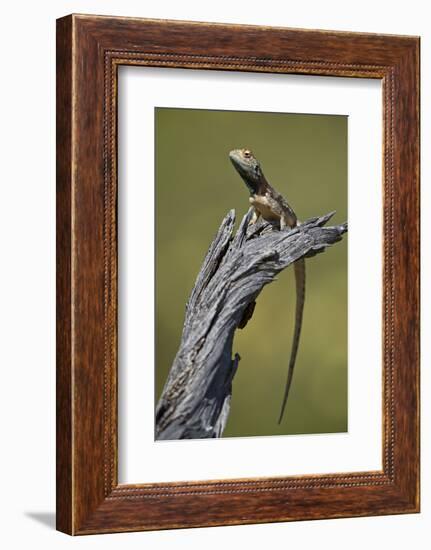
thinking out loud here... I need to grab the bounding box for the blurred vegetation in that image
[155,107,347,438]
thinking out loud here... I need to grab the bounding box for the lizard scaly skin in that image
[229,148,306,424]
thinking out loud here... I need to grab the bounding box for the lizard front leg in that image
[248,204,261,225]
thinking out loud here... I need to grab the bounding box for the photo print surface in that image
[155,107,348,440]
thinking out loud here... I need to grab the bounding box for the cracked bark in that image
[155,209,348,440]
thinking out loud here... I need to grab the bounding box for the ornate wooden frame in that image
[56,14,420,535]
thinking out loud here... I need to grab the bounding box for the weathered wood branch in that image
[155,209,348,440]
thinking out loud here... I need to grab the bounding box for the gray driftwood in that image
[155,209,347,440]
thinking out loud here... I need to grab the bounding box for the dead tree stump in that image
[155,209,347,440]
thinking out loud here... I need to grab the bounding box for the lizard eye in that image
[243,149,251,158]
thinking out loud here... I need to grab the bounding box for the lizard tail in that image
[278,257,306,424]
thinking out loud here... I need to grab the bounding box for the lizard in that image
[229,148,306,425]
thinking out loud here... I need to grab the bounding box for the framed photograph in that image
[56,14,420,535]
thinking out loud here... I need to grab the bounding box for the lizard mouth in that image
[229,150,259,194]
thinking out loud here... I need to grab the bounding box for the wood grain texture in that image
[56,14,420,535]
[56,16,73,534]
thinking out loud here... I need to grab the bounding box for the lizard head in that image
[229,148,263,193]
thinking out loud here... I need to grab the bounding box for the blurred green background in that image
[155,107,348,438]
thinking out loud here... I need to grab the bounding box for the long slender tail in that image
[278,257,306,424]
